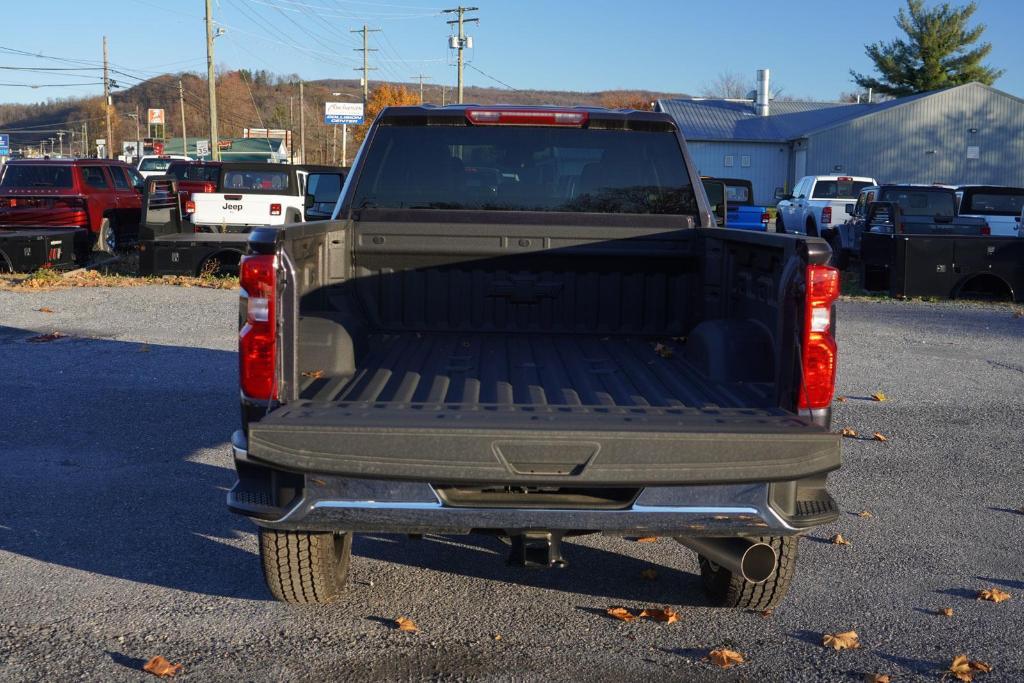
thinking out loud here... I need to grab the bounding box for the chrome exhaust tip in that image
[675,536,778,584]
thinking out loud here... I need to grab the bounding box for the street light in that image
[125,110,141,162]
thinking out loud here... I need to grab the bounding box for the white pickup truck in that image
[955,185,1024,237]
[776,175,876,237]
[190,163,345,233]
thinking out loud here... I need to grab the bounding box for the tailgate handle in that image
[493,441,600,476]
[225,194,243,200]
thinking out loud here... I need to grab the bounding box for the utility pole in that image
[82,122,88,158]
[351,24,380,105]
[205,0,221,160]
[178,79,188,155]
[443,6,478,104]
[56,130,65,156]
[411,74,432,103]
[103,36,112,158]
[299,82,305,163]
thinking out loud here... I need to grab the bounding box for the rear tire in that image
[698,535,798,610]
[775,214,785,233]
[94,217,116,255]
[827,233,849,270]
[806,220,818,238]
[259,528,353,604]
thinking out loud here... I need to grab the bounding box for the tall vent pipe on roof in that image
[756,68,770,116]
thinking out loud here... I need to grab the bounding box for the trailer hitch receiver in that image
[508,531,567,569]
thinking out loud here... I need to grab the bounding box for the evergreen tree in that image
[851,0,1003,96]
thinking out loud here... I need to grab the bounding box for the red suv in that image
[0,159,145,260]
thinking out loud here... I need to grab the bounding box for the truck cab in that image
[776,175,876,237]
[955,185,1024,237]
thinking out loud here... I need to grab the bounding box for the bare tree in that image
[701,71,751,99]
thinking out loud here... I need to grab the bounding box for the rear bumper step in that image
[246,402,841,486]
[229,431,837,535]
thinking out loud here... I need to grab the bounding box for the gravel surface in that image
[0,286,1021,682]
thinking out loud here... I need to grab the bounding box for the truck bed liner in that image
[248,332,841,485]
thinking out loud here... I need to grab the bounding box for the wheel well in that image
[197,249,243,277]
[0,248,13,273]
[805,217,818,236]
[954,273,1014,302]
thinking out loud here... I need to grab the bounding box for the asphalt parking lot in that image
[0,285,1022,682]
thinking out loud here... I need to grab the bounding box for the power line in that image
[465,63,516,91]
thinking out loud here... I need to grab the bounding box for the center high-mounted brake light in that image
[239,254,277,401]
[798,264,840,411]
[465,108,589,127]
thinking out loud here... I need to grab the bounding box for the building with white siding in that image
[656,81,1024,205]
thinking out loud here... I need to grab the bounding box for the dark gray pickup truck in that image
[228,105,842,609]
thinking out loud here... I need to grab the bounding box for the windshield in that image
[222,169,290,193]
[962,190,1024,216]
[139,158,174,172]
[0,164,73,189]
[168,163,221,183]
[352,125,697,215]
[813,180,873,199]
[881,188,956,216]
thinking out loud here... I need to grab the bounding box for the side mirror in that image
[774,187,788,201]
[845,203,855,215]
[304,193,315,210]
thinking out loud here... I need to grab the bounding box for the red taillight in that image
[184,200,196,214]
[798,264,840,410]
[239,254,277,401]
[270,203,282,216]
[465,108,589,127]
[202,181,216,193]
[761,211,770,224]
[820,206,832,225]
[981,224,991,236]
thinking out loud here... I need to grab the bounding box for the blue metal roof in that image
[656,91,935,142]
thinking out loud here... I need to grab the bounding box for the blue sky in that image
[0,0,1021,104]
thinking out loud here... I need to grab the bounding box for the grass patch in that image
[0,268,238,291]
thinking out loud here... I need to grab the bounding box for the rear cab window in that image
[168,163,221,183]
[961,189,1024,216]
[0,165,73,189]
[724,182,752,205]
[880,188,956,216]
[351,123,697,215]
[139,158,174,173]
[222,169,291,193]
[812,179,873,199]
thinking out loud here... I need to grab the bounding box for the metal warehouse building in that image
[655,78,1024,206]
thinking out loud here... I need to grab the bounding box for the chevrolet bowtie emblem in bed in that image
[487,274,564,303]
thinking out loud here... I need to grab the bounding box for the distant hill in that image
[0,70,687,159]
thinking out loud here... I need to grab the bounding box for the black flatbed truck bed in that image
[0,228,78,272]
[138,231,249,276]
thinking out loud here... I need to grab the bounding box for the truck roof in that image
[377,104,678,129]
[5,158,131,167]
[806,175,875,182]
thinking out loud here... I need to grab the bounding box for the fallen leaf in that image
[939,607,954,617]
[760,609,773,618]
[1013,309,1023,319]
[301,369,325,379]
[394,616,418,632]
[639,607,679,624]
[635,536,658,543]
[872,432,888,442]
[948,655,974,682]
[493,633,502,641]
[639,568,658,581]
[142,656,183,678]
[831,533,851,545]
[654,342,674,359]
[871,391,887,402]
[37,306,54,313]
[27,332,64,343]
[841,427,858,437]
[977,588,1011,603]
[835,395,848,402]
[822,630,860,650]
[706,648,744,669]
[606,607,637,622]
[970,660,992,673]
[857,510,873,518]
[864,674,890,683]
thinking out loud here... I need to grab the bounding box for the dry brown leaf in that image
[831,533,851,545]
[606,606,637,622]
[638,607,679,624]
[635,536,658,543]
[142,656,183,678]
[37,306,54,313]
[948,655,974,682]
[977,587,1011,603]
[301,369,326,379]
[760,609,773,618]
[27,331,64,343]
[395,616,418,632]
[841,427,858,438]
[857,510,873,518]
[493,633,502,641]
[871,391,887,402]
[706,648,744,669]
[864,675,891,683]
[822,630,860,650]
[970,660,992,673]
[654,342,674,359]
[939,607,954,617]
[872,432,888,442]
[835,395,848,402]
[639,568,658,581]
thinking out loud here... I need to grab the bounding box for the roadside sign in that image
[195,139,210,157]
[0,134,9,148]
[147,108,165,125]
[325,102,364,125]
